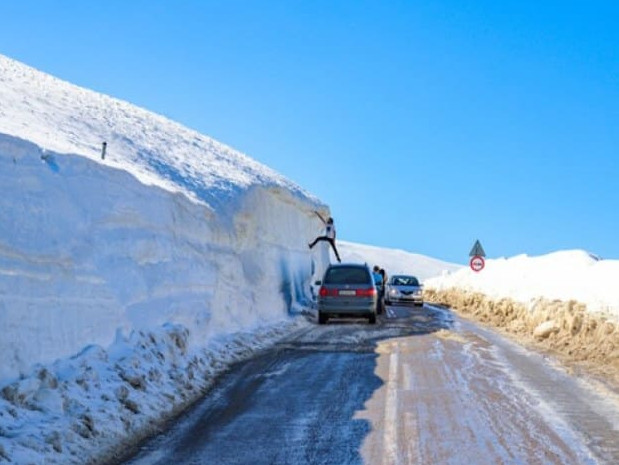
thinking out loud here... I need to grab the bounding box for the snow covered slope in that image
[0,54,312,210]
[0,54,328,383]
[339,240,462,282]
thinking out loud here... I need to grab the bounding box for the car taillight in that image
[356,288,376,297]
[319,287,338,297]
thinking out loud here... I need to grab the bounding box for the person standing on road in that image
[373,265,385,314]
[308,211,341,263]
[379,268,387,287]
[372,266,383,287]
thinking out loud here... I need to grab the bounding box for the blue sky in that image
[1,1,617,264]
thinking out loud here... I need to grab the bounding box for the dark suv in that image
[316,263,377,325]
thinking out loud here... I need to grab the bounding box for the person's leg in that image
[329,239,342,262]
[309,236,327,248]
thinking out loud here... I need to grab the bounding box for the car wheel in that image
[318,313,328,324]
[368,314,376,324]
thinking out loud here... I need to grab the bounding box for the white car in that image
[384,275,423,307]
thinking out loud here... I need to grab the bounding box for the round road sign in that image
[470,255,485,272]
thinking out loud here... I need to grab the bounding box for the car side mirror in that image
[314,280,322,286]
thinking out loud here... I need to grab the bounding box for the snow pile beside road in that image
[0,319,307,465]
[0,54,328,463]
[425,251,619,386]
[426,250,619,318]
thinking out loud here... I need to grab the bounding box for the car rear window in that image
[324,267,371,285]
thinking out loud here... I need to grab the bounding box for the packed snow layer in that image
[0,134,328,383]
[0,53,330,384]
[426,250,619,319]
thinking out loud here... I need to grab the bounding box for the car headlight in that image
[389,289,399,296]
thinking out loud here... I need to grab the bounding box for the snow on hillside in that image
[426,250,619,319]
[0,54,312,211]
[338,240,462,282]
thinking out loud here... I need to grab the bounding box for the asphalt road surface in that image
[119,304,619,465]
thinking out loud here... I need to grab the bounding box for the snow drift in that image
[0,53,328,384]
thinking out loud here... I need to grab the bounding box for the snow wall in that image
[0,133,328,383]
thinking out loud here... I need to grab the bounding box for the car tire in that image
[318,313,328,324]
[368,314,376,324]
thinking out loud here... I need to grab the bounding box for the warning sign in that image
[469,240,486,257]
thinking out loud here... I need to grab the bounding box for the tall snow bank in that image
[0,54,328,383]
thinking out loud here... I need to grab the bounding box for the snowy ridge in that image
[0,54,317,211]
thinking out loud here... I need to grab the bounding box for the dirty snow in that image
[425,252,619,387]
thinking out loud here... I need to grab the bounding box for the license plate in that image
[339,290,356,296]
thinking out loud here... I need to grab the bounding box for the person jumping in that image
[308,211,341,263]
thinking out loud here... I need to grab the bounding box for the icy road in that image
[117,305,619,465]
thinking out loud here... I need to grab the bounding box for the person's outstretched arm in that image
[314,210,327,225]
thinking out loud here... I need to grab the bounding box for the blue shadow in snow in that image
[41,154,60,173]
[280,258,313,315]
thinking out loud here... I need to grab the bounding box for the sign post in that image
[469,240,486,272]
